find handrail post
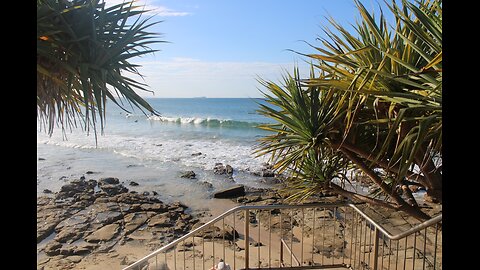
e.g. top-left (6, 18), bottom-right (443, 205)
top-left (372, 227), bottom-right (380, 270)
top-left (244, 209), bottom-right (250, 270)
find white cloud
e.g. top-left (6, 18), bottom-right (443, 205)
top-left (154, 6), bottom-right (190, 17)
top-left (124, 58), bottom-right (311, 98)
top-left (103, 0), bottom-right (190, 17)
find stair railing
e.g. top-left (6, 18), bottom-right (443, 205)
top-left (123, 203), bottom-right (442, 270)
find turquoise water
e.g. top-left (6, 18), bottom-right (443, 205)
top-left (37, 98), bottom-right (276, 208)
top-left (105, 98), bottom-right (273, 142)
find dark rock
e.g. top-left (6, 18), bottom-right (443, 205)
top-left (152, 191), bottom-right (158, 196)
top-left (87, 179), bottom-right (98, 187)
top-left (98, 177), bottom-right (120, 186)
top-left (213, 163), bottom-right (226, 175)
top-left (261, 169), bottom-right (275, 177)
top-left (56, 179), bottom-right (94, 199)
top-left (127, 164), bottom-right (138, 168)
top-left (85, 171), bottom-right (95, 174)
top-left (248, 211), bottom-right (257, 224)
top-left (180, 171), bottom-right (196, 179)
top-left (191, 152), bottom-right (202, 156)
top-left (250, 240), bottom-right (264, 247)
top-left (213, 185), bottom-right (245, 198)
top-left (142, 191), bottom-right (150, 196)
top-left (213, 163), bottom-right (234, 175)
top-left (71, 178), bottom-right (94, 187)
top-left (39, 158), bottom-right (46, 161)
top-left (74, 193), bottom-right (95, 202)
top-left (225, 165), bottom-right (234, 175)
top-left (129, 181), bottom-right (139, 186)
top-left (99, 184), bottom-right (128, 196)
top-left (43, 189), bottom-right (53, 194)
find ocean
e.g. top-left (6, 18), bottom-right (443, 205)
top-left (37, 98), bottom-right (277, 210)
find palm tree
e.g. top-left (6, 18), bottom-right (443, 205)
top-left (37, 0), bottom-right (164, 139)
top-left (256, 0), bottom-right (441, 220)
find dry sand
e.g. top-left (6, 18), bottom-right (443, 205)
top-left (38, 191), bottom-right (442, 270)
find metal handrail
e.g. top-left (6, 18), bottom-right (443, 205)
top-left (123, 204), bottom-right (347, 269)
top-left (123, 203), bottom-right (442, 270)
top-left (347, 203), bottom-right (442, 240)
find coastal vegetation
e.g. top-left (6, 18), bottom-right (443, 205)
top-left (37, 0), bottom-right (162, 138)
top-left (256, 0), bottom-right (442, 220)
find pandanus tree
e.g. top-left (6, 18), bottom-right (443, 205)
top-left (256, 0), bottom-right (441, 220)
top-left (37, 0), bottom-right (163, 138)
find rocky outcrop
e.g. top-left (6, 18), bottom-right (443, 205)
top-left (213, 185), bottom-right (245, 198)
top-left (37, 177), bottom-right (200, 268)
top-left (85, 223), bottom-right (120, 243)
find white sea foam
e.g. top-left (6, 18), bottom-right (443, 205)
top-left (146, 115), bottom-right (260, 128)
top-left (37, 128), bottom-right (269, 174)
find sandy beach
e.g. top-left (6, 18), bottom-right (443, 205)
top-left (37, 173), bottom-right (441, 270)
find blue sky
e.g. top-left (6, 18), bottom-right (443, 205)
top-left (109, 0), bottom-right (395, 98)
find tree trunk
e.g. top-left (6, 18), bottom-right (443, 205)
top-left (338, 141), bottom-right (428, 185)
top-left (338, 147), bottom-right (430, 221)
top-left (327, 183), bottom-right (431, 220)
top-left (414, 147), bottom-right (442, 203)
